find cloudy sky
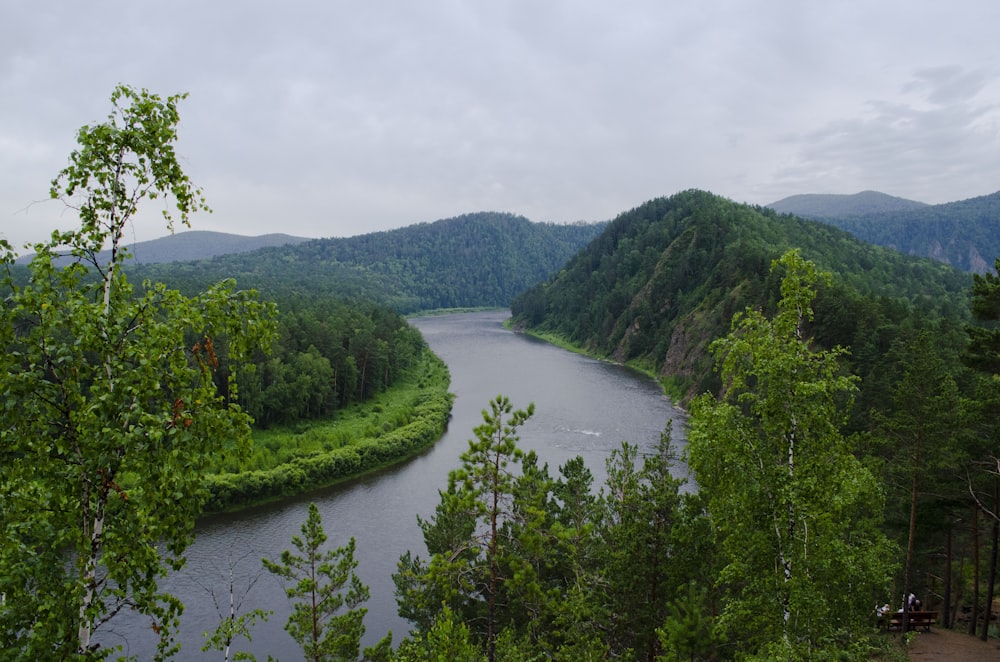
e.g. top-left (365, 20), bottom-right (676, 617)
top-left (3, 1), bottom-right (999, 249)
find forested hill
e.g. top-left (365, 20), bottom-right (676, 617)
top-left (769, 190), bottom-right (1000, 273)
top-left (134, 212), bottom-right (606, 313)
top-left (511, 189), bottom-right (972, 402)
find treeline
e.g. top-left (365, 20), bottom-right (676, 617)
top-left (132, 212), bottom-right (606, 313)
top-left (233, 296), bottom-right (430, 428)
top-left (191, 290), bottom-right (455, 511)
top-left (203, 352), bottom-right (452, 512)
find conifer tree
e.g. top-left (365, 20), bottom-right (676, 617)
top-left (393, 395), bottom-right (534, 662)
top-left (263, 503), bottom-right (390, 662)
top-left (601, 430), bottom-right (685, 661)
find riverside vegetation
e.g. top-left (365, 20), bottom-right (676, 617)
top-left (4, 85), bottom-right (1000, 660)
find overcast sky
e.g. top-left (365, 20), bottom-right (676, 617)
top-left (3, 1), bottom-right (999, 249)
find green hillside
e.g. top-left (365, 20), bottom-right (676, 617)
top-left (134, 212), bottom-right (606, 313)
top-left (771, 190), bottom-right (1000, 273)
top-left (511, 189), bottom-right (972, 402)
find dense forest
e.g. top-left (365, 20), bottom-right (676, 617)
top-left (132, 212), bottom-right (606, 313)
top-left (511, 189), bottom-right (971, 402)
top-left (770, 189), bottom-right (1000, 273)
top-left (232, 295), bottom-right (430, 428)
top-left (502, 189), bottom-right (1000, 658)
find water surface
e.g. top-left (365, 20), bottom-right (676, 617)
top-left (110, 310), bottom-right (685, 659)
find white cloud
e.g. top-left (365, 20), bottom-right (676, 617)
top-left (3, 0), bottom-right (1000, 249)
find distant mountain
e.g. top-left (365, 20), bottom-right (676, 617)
top-left (134, 212), bottom-right (608, 313)
top-left (16, 230), bottom-right (311, 265)
top-left (511, 190), bottom-right (971, 402)
top-left (767, 190), bottom-right (928, 218)
top-left (768, 191), bottom-right (1000, 273)
top-left (125, 231), bottom-right (312, 263)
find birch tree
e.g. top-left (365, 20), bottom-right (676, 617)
top-left (0, 85), bottom-right (275, 660)
top-left (686, 250), bottom-right (892, 659)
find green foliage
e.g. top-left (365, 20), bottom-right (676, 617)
top-left (391, 607), bottom-right (481, 662)
top-left (0, 84), bottom-right (275, 660)
top-left (200, 550), bottom-right (272, 662)
top-left (966, 257), bottom-right (1000, 374)
top-left (438, 396), bottom-right (534, 662)
top-left (875, 330), bottom-right (964, 619)
top-left (600, 431), bottom-right (687, 660)
top-left (235, 297), bottom-right (429, 428)
top-left (263, 503), bottom-right (390, 662)
top-left (201, 605), bottom-right (270, 662)
top-left (656, 581), bottom-right (721, 662)
top-left (395, 399), bottom-right (699, 661)
top-left (50, 84), bottom-right (209, 245)
top-left (202, 354), bottom-right (452, 512)
top-left (686, 251), bottom-right (894, 657)
top-left (398, 396), bottom-right (634, 662)
top-left (133, 212), bottom-right (606, 314)
top-left (511, 189), bottom-right (971, 403)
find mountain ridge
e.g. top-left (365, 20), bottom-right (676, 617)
top-left (16, 230), bottom-right (312, 265)
top-left (769, 190), bottom-right (1000, 273)
top-left (133, 211), bottom-right (608, 313)
top-left (767, 190), bottom-right (928, 217)
top-left (511, 189), bottom-right (972, 403)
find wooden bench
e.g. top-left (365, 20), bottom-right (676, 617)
top-left (883, 610), bottom-right (938, 632)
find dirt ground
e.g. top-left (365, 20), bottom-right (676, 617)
top-left (905, 627), bottom-right (1000, 661)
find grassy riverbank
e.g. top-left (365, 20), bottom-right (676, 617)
top-left (202, 349), bottom-right (452, 513)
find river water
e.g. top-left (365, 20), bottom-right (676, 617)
top-left (110, 310), bottom-right (686, 659)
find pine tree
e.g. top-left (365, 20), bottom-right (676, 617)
top-left (263, 503), bottom-right (390, 662)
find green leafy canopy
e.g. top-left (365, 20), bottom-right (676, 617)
top-left (0, 84), bottom-right (275, 661)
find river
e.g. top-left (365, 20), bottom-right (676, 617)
top-left (111, 310), bottom-right (686, 659)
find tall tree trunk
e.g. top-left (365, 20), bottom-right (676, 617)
top-left (486, 448), bottom-right (501, 662)
top-left (78, 226), bottom-right (123, 654)
top-left (970, 506), bottom-right (980, 636)
top-left (902, 456), bottom-right (920, 632)
top-left (944, 525), bottom-right (953, 628)
top-left (982, 481), bottom-right (999, 641)
top-left (779, 424), bottom-right (797, 644)
top-left (358, 353), bottom-right (368, 400)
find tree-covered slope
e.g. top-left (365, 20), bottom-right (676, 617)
top-left (511, 190), bottom-right (972, 401)
top-left (770, 190), bottom-right (1000, 273)
top-left (135, 212), bottom-right (606, 313)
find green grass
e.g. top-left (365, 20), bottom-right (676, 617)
top-left (201, 350), bottom-right (452, 512)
